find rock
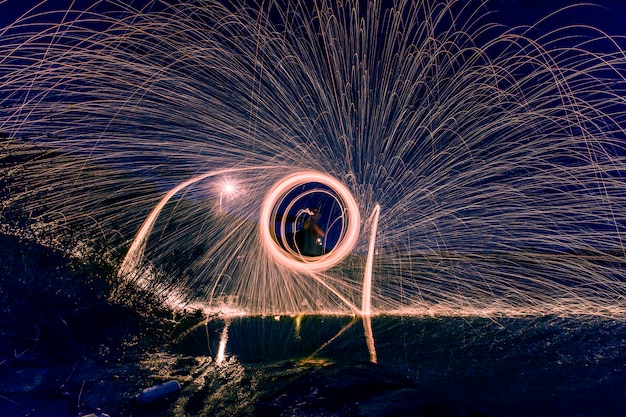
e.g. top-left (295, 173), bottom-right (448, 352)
top-left (137, 380), bottom-right (181, 405)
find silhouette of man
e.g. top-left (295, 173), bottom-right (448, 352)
top-left (302, 208), bottom-right (325, 256)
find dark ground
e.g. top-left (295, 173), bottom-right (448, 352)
top-left (0, 233), bottom-right (478, 417)
top-left (0, 232), bottom-right (171, 416)
top-left (2, 233), bottom-right (625, 417)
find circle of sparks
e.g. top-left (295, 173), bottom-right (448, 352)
top-left (259, 171), bottom-right (360, 273)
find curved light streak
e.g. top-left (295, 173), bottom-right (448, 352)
top-left (119, 166), bottom-right (284, 278)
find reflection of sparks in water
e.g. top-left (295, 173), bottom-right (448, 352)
top-left (362, 316), bottom-right (377, 363)
top-left (227, 315), bottom-right (378, 364)
top-left (216, 320), bottom-right (230, 365)
top-left (2, 1), bottom-right (626, 316)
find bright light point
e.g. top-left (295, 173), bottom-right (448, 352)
top-left (218, 179), bottom-right (237, 212)
top-left (274, 315), bottom-right (281, 321)
top-left (223, 183), bottom-right (234, 194)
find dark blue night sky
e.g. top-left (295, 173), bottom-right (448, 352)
top-left (2, 1), bottom-right (626, 34)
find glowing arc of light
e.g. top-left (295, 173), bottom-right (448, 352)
top-left (118, 166), bottom-right (283, 278)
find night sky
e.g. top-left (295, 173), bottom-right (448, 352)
top-left (1, 0), bottom-right (626, 34)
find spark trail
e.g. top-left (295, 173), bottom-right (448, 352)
top-left (1, 0), bottom-right (626, 316)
